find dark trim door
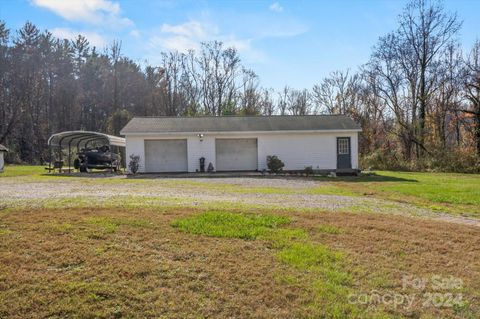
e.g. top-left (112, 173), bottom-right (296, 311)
top-left (336, 137), bottom-right (351, 169)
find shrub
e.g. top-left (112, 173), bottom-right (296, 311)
top-left (360, 149), bottom-right (407, 171)
top-left (361, 148), bottom-right (480, 173)
top-left (207, 162), bottom-right (214, 172)
top-left (267, 155), bottom-right (285, 173)
top-left (304, 166), bottom-right (314, 176)
top-left (128, 154), bottom-right (140, 174)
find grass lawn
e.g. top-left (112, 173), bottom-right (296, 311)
top-left (317, 170), bottom-right (480, 217)
top-left (0, 166), bottom-right (479, 318)
top-left (0, 165), bottom-right (45, 177)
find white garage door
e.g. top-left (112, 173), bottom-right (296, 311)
top-left (216, 138), bottom-right (258, 171)
top-left (145, 139), bottom-right (187, 172)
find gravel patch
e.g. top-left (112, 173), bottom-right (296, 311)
top-left (182, 177), bottom-right (319, 189)
top-left (1, 176), bottom-right (478, 227)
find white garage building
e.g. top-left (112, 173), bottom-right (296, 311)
top-left (120, 115), bottom-right (361, 173)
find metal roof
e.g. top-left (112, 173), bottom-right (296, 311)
top-left (120, 115), bottom-right (361, 134)
top-left (0, 144), bottom-right (8, 152)
top-left (47, 131), bottom-right (126, 148)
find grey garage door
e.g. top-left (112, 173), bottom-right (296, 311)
top-left (216, 138), bottom-right (258, 171)
top-left (144, 139), bottom-right (187, 172)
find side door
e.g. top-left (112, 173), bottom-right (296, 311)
top-left (336, 137), bottom-right (351, 169)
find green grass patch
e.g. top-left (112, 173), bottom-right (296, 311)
top-left (1, 165), bottom-right (45, 177)
top-left (0, 228), bottom-right (12, 235)
top-left (172, 211), bottom-right (290, 240)
top-left (278, 242), bottom-right (344, 270)
top-left (259, 228), bottom-right (308, 248)
top-left (305, 185), bottom-right (358, 196)
top-left (371, 171), bottom-right (480, 205)
top-left (278, 243), bottom-right (384, 318)
top-left (172, 210), bottom-right (374, 318)
top-left (317, 170), bottom-right (480, 216)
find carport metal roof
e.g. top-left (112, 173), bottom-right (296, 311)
top-left (47, 131), bottom-right (126, 148)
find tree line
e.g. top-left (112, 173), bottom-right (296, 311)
top-left (0, 0), bottom-right (479, 171)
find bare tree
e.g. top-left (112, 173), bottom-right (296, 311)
top-left (160, 51), bottom-right (187, 115)
top-left (462, 40), bottom-right (480, 154)
top-left (195, 41), bottom-right (241, 115)
top-left (0, 21), bottom-right (15, 145)
top-left (431, 43), bottom-right (463, 149)
top-left (397, 0), bottom-right (461, 156)
top-left (277, 86), bottom-right (290, 115)
top-left (239, 69), bottom-right (261, 115)
top-left (287, 89), bottom-right (311, 115)
top-left (109, 40), bottom-right (122, 111)
top-left (259, 88), bottom-right (275, 115)
top-left (368, 32), bottom-right (417, 160)
top-left (312, 70), bottom-right (350, 114)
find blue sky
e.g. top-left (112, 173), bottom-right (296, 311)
top-left (1, 0), bottom-right (479, 90)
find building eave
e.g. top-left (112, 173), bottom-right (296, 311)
top-left (120, 129), bottom-right (362, 136)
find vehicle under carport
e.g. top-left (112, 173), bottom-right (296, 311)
top-left (47, 131), bottom-right (126, 173)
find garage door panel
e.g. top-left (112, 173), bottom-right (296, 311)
top-left (216, 138), bottom-right (257, 171)
top-left (145, 139), bottom-right (187, 172)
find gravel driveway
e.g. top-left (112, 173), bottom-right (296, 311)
top-left (1, 175), bottom-right (478, 227)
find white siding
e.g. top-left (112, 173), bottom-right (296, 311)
top-left (257, 132), bottom-right (358, 170)
top-left (258, 133), bottom-right (334, 170)
top-left (187, 135), bottom-right (216, 172)
top-left (125, 135), bottom-right (146, 172)
top-left (351, 133), bottom-right (359, 169)
top-left (0, 152), bottom-right (4, 172)
top-left (125, 131), bottom-right (359, 173)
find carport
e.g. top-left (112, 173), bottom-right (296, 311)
top-left (47, 131), bottom-right (126, 172)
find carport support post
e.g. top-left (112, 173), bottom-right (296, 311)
top-left (48, 141), bottom-right (52, 173)
top-left (68, 141), bottom-right (71, 173)
top-left (58, 145), bottom-right (62, 173)
top-left (109, 142), bottom-right (113, 173)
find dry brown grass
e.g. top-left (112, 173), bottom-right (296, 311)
top-left (293, 211), bottom-right (480, 318)
top-left (0, 208), bottom-right (304, 318)
top-left (0, 207), bottom-right (479, 318)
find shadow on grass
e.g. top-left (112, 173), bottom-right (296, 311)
top-left (315, 173), bottom-right (418, 183)
top-left (41, 171), bottom-right (418, 183)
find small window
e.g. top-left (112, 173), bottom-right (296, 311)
top-left (338, 138), bottom-right (349, 155)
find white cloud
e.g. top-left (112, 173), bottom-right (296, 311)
top-left (150, 34), bottom-right (198, 53)
top-left (50, 27), bottom-right (107, 47)
top-left (32, 0), bottom-right (132, 28)
top-left (146, 19), bottom-right (264, 64)
top-left (269, 2), bottom-right (283, 13)
top-left (152, 20), bottom-right (218, 52)
top-left (161, 20), bottom-right (215, 39)
top-left (129, 29), bottom-right (140, 37)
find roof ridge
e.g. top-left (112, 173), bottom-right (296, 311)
top-left (131, 114), bottom-right (349, 119)
top-left (120, 115), bottom-right (361, 134)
